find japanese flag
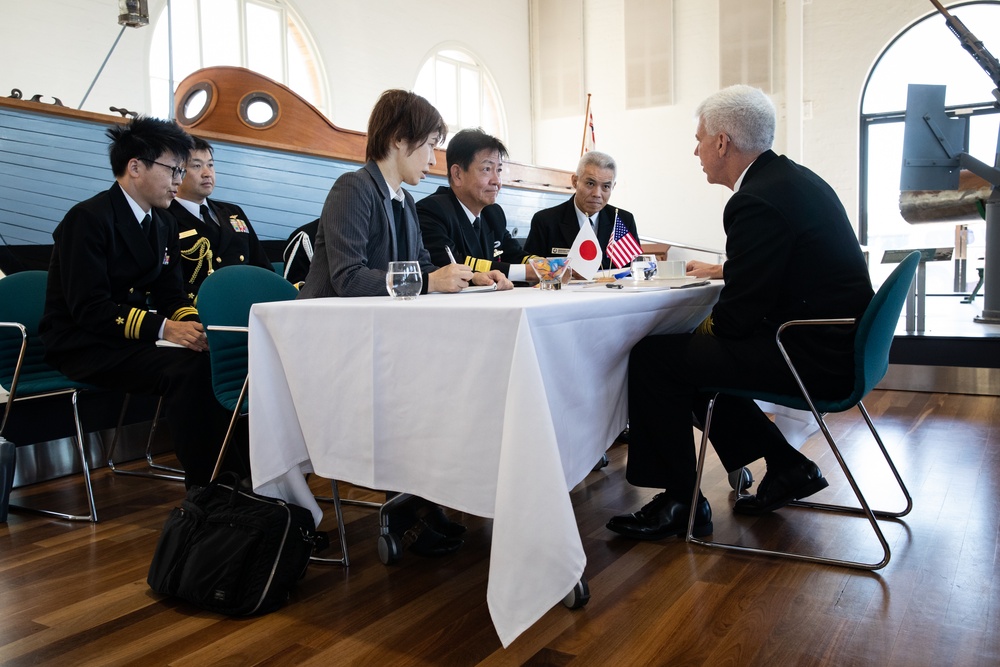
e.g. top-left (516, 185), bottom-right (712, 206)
top-left (567, 220), bottom-right (602, 280)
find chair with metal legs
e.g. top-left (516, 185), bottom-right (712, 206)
top-left (686, 251), bottom-right (919, 571)
top-left (196, 265), bottom-right (356, 566)
top-left (0, 271), bottom-right (101, 522)
top-left (104, 395), bottom-right (184, 481)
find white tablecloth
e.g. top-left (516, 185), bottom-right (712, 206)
top-left (248, 282), bottom-right (722, 646)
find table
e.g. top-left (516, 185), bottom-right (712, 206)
top-left (248, 282), bottom-right (722, 647)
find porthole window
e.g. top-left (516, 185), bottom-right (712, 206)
top-left (177, 83), bottom-right (214, 126)
top-left (239, 92), bottom-right (280, 129)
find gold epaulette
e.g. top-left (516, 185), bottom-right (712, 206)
top-left (170, 306), bottom-right (199, 321)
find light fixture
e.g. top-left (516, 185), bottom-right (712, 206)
top-left (118, 0), bottom-right (149, 28)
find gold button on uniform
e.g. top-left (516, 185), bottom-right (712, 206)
top-left (239, 255), bottom-right (245, 261)
top-left (216, 257), bottom-right (222, 263)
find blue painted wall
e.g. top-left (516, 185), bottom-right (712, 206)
top-left (1, 106), bottom-right (565, 252)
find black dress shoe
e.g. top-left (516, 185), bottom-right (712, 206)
top-left (425, 503), bottom-right (466, 538)
top-left (733, 460), bottom-right (829, 515)
top-left (408, 525), bottom-right (463, 557)
top-left (606, 493), bottom-right (713, 540)
top-left (386, 498), bottom-right (464, 557)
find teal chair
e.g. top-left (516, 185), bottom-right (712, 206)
top-left (687, 251), bottom-right (919, 570)
top-left (0, 271), bottom-right (100, 521)
top-left (196, 265), bottom-right (354, 566)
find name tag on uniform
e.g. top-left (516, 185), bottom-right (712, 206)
top-left (551, 247), bottom-right (570, 255)
top-left (179, 229), bottom-right (198, 239)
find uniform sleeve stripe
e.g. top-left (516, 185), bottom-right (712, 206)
top-left (125, 308), bottom-right (145, 339)
top-left (471, 258), bottom-right (492, 273)
top-left (172, 307), bottom-right (199, 320)
top-left (170, 306), bottom-right (199, 321)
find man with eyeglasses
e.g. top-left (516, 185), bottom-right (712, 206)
top-left (40, 116), bottom-right (247, 488)
top-left (168, 136), bottom-right (272, 299)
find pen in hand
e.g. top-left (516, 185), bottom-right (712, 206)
top-left (444, 246), bottom-right (458, 264)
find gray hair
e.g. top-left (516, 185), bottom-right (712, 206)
top-left (576, 150), bottom-right (617, 181)
top-left (695, 85), bottom-right (775, 155)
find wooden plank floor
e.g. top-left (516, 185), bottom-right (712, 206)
top-left (1, 389), bottom-right (999, 666)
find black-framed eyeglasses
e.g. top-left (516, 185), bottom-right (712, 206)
top-left (141, 159), bottom-right (187, 180)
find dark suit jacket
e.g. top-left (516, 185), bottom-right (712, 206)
top-left (297, 161), bottom-right (436, 298)
top-left (710, 150), bottom-right (874, 377)
top-left (416, 186), bottom-right (533, 275)
top-left (167, 198), bottom-right (272, 298)
top-left (523, 196), bottom-right (638, 270)
top-left (40, 182), bottom-right (198, 377)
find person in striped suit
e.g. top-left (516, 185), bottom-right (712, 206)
top-left (297, 90), bottom-right (509, 299)
top-left (297, 91), bottom-right (511, 556)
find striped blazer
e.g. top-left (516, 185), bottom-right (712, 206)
top-left (298, 161), bottom-right (437, 298)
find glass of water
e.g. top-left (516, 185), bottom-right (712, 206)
top-left (386, 261), bottom-right (422, 300)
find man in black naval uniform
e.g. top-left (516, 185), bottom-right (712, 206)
top-left (417, 128), bottom-right (536, 283)
top-left (168, 136), bottom-right (272, 299)
top-left (40, 117), bottom-right (247, 487)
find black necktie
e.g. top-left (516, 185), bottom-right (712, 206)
top-left (471, 217), bottom-right (485, 256)
top-left (391, 198), bottom-right (407, 260)
top-left (200, 204), bottom-right (215, 225)
top-left (140, 213), bottom-right (151, 236)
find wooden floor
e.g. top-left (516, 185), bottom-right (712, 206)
top-left (1, 389), bottom-right (999, 666)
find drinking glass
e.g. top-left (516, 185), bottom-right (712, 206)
top-left (630, 254), bottom-right (658, 281)
top-left (386, 261), bottom-right (422, 300)
top-left (528, 257), bottom-right (571, 290)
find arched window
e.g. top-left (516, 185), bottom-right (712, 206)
top-left (148, 0), bottom-right (327, 119)
top-left (414, 49), bottom-right (507, 145)
top-left (859, 1), bottom-right (1000, 291)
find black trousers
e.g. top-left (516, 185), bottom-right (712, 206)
top-left (625, 331), bottom-right (853, 500)
top-left (52, 344), bottom-right (246, 487)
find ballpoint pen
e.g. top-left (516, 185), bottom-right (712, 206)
top-left (444, 246), bottom-right (458, 264)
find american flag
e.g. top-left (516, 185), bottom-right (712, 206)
top-left (606, 210), bottom-right (642, 268)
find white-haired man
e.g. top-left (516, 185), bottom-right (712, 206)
top-left (607, 85), bottom-right (874, 541)
top-left (523, 151), bottom-right (638, 269)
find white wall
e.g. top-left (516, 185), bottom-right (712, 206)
top-left (0, 0), bottom-right (949, 252)
top-left (0, 0), bottom-right (533, 160)
top-left (532, 0), bottom-right (941, 252)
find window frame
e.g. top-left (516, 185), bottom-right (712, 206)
top-left (148, 0), bottom-right (328, 120)
top-left (858, 0), bottom-right (1000, 245)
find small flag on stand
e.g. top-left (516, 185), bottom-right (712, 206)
top-left (567, 218), bottom-right (602, 279)
top-left (606, 209), bottom-right (642, 269)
